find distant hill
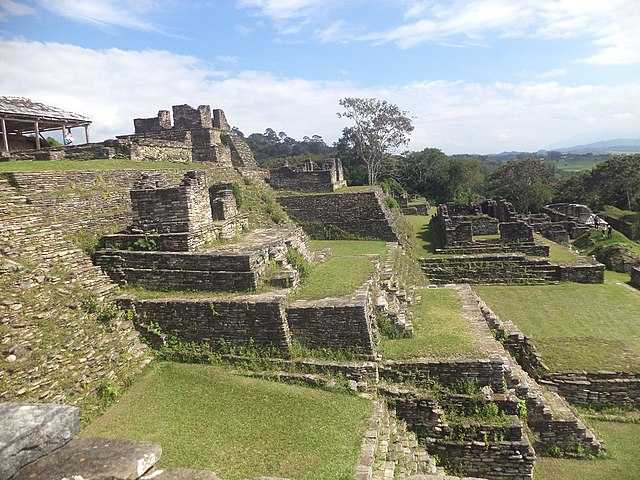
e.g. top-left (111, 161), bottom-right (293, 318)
top-left (557, 138), bottom-right (640, 154)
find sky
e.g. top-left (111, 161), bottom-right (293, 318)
top-left (1, 0), bottom-right (639, 154)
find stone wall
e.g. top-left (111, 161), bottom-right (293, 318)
top-left (129, 141), bottom-right (191, 163)
top-left (379, 359), bottom-right (507, 392)
top-left (499, 222), bottom-right (534, 243)
top-left (286, 285), bottom-right (378, 358)
top-left (632, 267), bottom-right (640, 289)
top-left (422, 254), bottom-right (561, 285)
top-left (544, 372), bottom-right (640, 408)
top-left (0, 173), bottom-right (151, 406)
top-left (277, 189), bottom-right (399, 241)
top-left (426, 438), bottom-right (534, 480)
top-left (558, 263), bottom-right (605, 283)
top-left (120, 295), bottom-right (292, 354)
top-left (602, 214), bottom-right (639, 241)
top-left (130, 171), bottom-right (213, 234)
top-left (269, 159), bottom-right (346, 193)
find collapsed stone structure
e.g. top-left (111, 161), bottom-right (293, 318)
top-left (632, 266), bottom-right (640, 289)
top-left (425, 202), bottom-right (605, 285)
top-left (268, 158), bottom-right (346, 192)
top-left (6, 103), bottom-right (257, 169)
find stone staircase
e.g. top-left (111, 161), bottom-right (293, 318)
top-left (421, 254), bottom-right (561, 285)
top-left (355, 401), bottom-right (437, 480)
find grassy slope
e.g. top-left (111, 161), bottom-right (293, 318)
top-left (474, 283), bottom-right (640, 372)
top-left (0, 159), bottom-right (197, 172)
top-left (535, 419), bottom-right (640, 480)
top-left (380, 287), bottom-right (481, 360)
top-left (290, 240), bottom-right (387, 301)
top-left (405, 211), bottom-right (439, 257)
top-left (83, 362), bottom-right (370, 480)
top-left (533, 234), bottom-right (580, 264)
top-left (601, 205), bottom-right (640, 223)
top-left (575, 229), bottom-right (640, 257)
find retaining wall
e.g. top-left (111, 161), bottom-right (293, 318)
top-left (379, 359), bottom-right (507, 392)
top-left (277, 189), bottom-right (399, 241)
top-left (119, 295), bottom-right (292, 353)
top-left (544, 372), bottom-right (640, 408)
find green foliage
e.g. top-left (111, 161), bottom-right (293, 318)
top-left (395, 148), bottom-right (487, 204)
top-left (285, 248), bottom-right (312, 280)
top-left (384, 195), bottom-right (400, 209)
top-left (130, 237), bottom-right (157, 251)
top-left (487, 158), bottom-right (554, 212)
top-left (46, 137), bottom-right (62, 147)
top-left (69, 230), bottom-right (102, 256)
top-left (289, 341), bottom-right (362, 362)
top-left (338, 97), bottom-right (414, 185)
top-left (96, 381), bottom-right (120, 405)
top-left (233, 178), bottom-right (289, 225)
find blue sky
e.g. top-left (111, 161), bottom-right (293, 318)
top-left (1, 0), bottom-right (640, 153)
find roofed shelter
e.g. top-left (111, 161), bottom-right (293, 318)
top-left (0, 96), bottom-right (91, 154)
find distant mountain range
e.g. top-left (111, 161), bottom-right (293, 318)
top-left (554, 138), bottom-right (640, 154)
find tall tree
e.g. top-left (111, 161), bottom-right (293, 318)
top-left (487, 158), bottom-right (554, 212)
top-left (338, 97), bottom-right (414, 185)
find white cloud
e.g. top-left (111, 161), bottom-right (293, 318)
top-left (0, 0), bottom-right (34, 20)
top-left (34, 0), bottom-right (159, 31)
top-left (238, 0), bottom-right (640, 65)
top-left (238, 0), bottom-right (328, 21)
top-left (1, 39), bottom-right (639, 154)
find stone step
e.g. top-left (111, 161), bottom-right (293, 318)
top-left (13, 437), bottom-right (161, 480)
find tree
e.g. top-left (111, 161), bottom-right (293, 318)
top-left (338, 97), bottom-right (414, 185)
top-left (487, 158), bottom-right (554, 212)
top-left (587, 155), bottom-right (640, 211)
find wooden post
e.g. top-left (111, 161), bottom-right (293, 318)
top-left (61, 124), bottom-right (67, 146)
top-left (1, 118), bottom-right (8, 153)
top-left (84, 125), bottom-right (89, 144)
top-left (35, 120), bottom-right (41, 150)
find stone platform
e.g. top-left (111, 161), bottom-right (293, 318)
top-left (95, 225), bottom-right (308, 292)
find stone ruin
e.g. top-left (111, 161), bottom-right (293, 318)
top-left (8, 103), bottom-right (257, 169)
top-left (268, 158), bottom-right (346, 192)
top-left (426, 201), bottom-right (605, 285)
top-left (117, 104), bottom-right (256, 168)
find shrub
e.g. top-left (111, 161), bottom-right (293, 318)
top-left (286, 248), bottom-right (312, 280)
top-left (131, 237), bottom-right (157, 251)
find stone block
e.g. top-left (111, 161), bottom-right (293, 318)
top-left (0, 402), bottom-right (79, 480)
top-left (14, 437), bottom-right (161, 480)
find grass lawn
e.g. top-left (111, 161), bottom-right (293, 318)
top-left (82, 362), bottom-right (370, 480)
top-left (535, 419), bottom-right (640, 480)
top-left (405, 211), bottom-right (439, 257)
top-left (533, 234), bottom-right (580, 264)
top-left (474, 283), bottom-right (640, 372)
top-left (289, 240), bottom-right (388, 301)
top-left (0, 159), bottom-right (197, 172)
top-left (380, 287), bottom-right (482, 360)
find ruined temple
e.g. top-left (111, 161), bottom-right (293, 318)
top-left (117, 104), bottom-right (257, 168)
top-left (268, 158), bottom-right (346, 192)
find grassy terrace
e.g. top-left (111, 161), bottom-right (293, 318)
top-left (533, 234), bottom-right (581, 264)
top-left (0, 159), bottom-right (196, 172)
top-left (290, 240), bottom-right (388, 301)
top-left (536, 419), bottom-right (640, 480)
top-left (405, 212), bottom-right (438, 257)
top-left (380, 287), bottom-right (482, 360)
top-left (474, 282), bottom-right (640, 372)
top-left (83, 362), bottom-right (370, 480)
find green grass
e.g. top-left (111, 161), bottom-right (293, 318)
top-left (601, 205), bottom-right (640, 223)
top-left (533, 234), bottom-right (581, 265)
top-left (574, 228), bottom-right (640, 257)
top-left (290, 240), bottom-right (387, 301)
top-left (0, 159), bottom-right (197, 172)
top-left (405, 211), bottom-right (439, 257)
top-left (380, 287), bottom-right (481, 360)
top-left (82, 362), bottom-right (370, 480)
top-left (474, 283), bottom-right (640, 372)
top-left (605, 270), bottom-right (632, 284)
top-left (535, 419), bottom-right (640, 480)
